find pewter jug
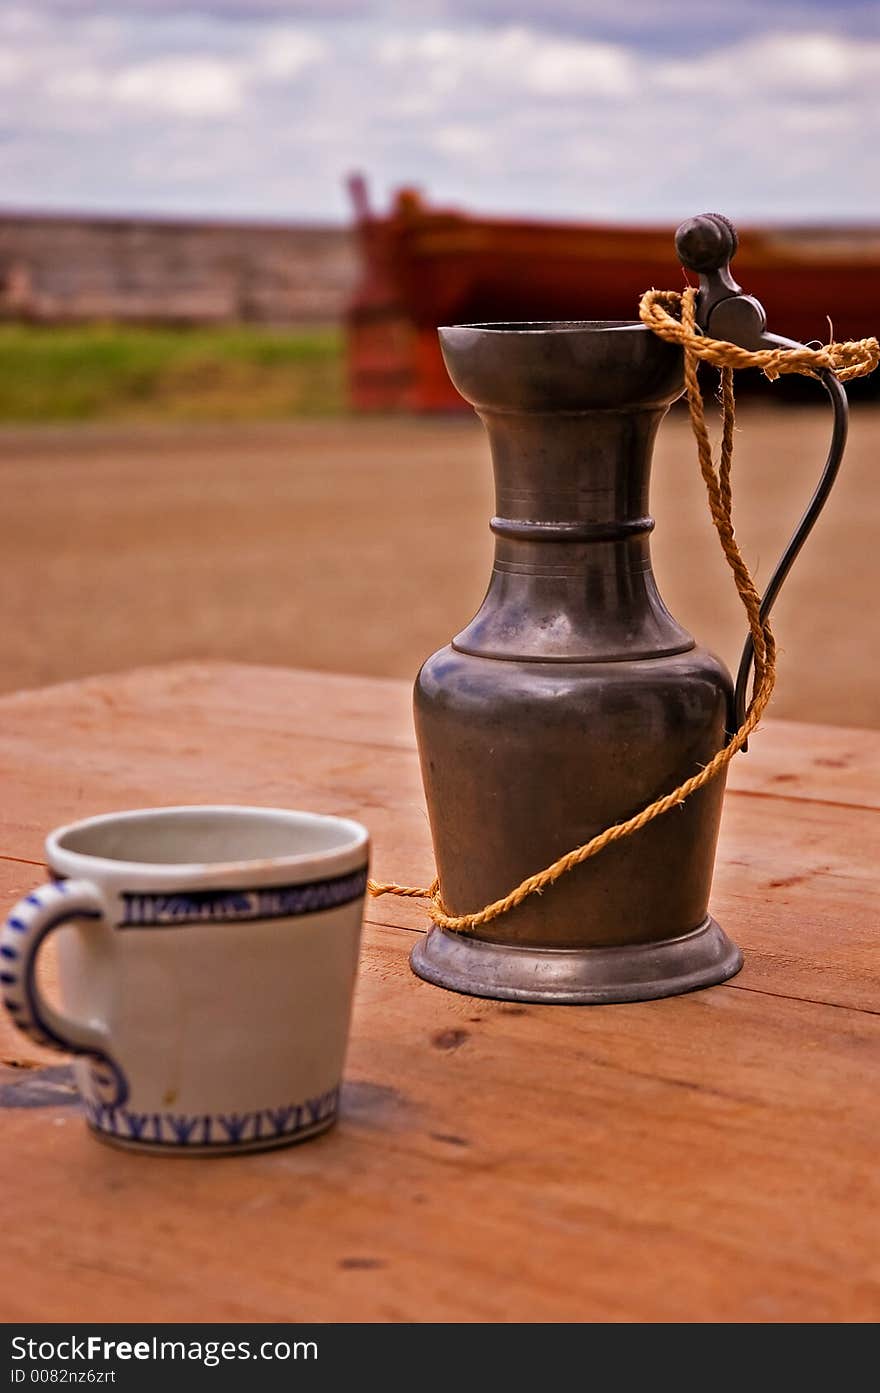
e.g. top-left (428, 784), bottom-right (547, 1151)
top-left (411, 214), bottom-right (850, 1003)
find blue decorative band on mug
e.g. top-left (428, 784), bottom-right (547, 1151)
top-left (119, 866), bottom-right (368, 929)
top-left (82, 1085), bottom-right (339, 1148)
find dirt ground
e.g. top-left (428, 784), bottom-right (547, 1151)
top-left (1, 406), bottom-right (878, 728)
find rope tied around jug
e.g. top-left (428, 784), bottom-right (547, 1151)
top-left (368, 288), bottom-right (879, 933)
top-left (640, 288), bottom-right (880, 382)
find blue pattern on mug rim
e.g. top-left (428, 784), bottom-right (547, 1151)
top-left (118, 866), bottom-right (368, 929)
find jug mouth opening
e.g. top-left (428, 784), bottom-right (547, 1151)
top-left (440, 319), bottom-right (644, 333)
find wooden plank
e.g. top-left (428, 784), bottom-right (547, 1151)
top-left (3, 661), bottom-right (877, 806)
top-left (0, 664), bottom-right (876, 1011)
top-left (0, 661), bottom-right (877, 1321)
top-left (3, 792), bottom-right (875, 1018)
top-left (0, 859), bottom-right (62, 1067)
top-left (0, 660), bottom-right (417, 754)
top-left (729, 718), bottom-right (880, 811)
top-left (0, 920), bottom-right (877, 1322)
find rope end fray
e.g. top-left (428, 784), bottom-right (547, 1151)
top-left (367, 877), bottom-right (435, 901)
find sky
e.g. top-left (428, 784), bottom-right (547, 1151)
top-left (1, 1), bottom-right (878, 225)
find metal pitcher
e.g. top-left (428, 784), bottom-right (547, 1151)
top-left (410, 213), bottom-right (849, 1004)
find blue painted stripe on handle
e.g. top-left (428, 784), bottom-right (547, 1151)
top-left (0, 945), bottom-right (18, 960)
top-left (7, 917), bottom-right (27, 933)
top-left (15, 904), bottom-right (127, 1106)
top-left (0, 972), bottom-right (17, 984)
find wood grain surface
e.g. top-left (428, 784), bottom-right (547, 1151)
top-left (0, 662), bottom-right (877, 1322)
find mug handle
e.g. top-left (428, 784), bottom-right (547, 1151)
top-left (0, 880), bottom-right (129, 1107)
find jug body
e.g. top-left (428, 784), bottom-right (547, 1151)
top-left (411, 320), bottom-right (742, 1003)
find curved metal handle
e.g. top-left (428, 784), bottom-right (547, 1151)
top-left (675, 213), bottom-right (851, 746)
top-left (733, 369), bottom-right (847, 731)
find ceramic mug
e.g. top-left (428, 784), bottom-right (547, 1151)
top-left (0, 805), bottom-right (369, 1155)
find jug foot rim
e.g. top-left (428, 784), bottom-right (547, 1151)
top-left (409, 916), bottom-right (742, 1005)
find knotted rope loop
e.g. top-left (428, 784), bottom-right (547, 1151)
top-left (640, 288), bottom-right (879, 382)
top-left (368, 288), bottom-right (877, 933)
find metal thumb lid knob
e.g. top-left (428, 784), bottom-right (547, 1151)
top-left (675, 213), bottom-right (739, 272)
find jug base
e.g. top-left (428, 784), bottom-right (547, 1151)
top-left (410, 916), bottom-right (742, 1005)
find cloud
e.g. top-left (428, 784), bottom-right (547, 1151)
top-left (110, 56), bottom-right (245, 114)
top-left (30, 0), bottom-right (880, 45)
top-left (377, 28), bottom-right (637, 99)
top-left (254, 27), bottom-right (326, 79)
top-left (35, 1), bottom-right (362, 16)
top-left (658, 31), bottom-right (877, 95)
top-left (444, 0), bottom-right (880, 49)
top-left (0, 6), bottom-right (876, 223)
top-left (0, 9), bottom-right (326, 122)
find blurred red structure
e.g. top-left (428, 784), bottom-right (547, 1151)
top-left (346, 176), bottom-right (880, 411)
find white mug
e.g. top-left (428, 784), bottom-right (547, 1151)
top-left (0, 805), bottom-right (369, 1155)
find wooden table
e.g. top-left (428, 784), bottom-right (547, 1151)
top-left (1, 662), bottom-right (877, 1322)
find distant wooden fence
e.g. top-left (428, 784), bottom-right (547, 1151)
top-left (0, 212), bottom-right (357, 325)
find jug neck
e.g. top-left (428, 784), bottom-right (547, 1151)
top-left (453, 406), bottom-right (694, 664)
